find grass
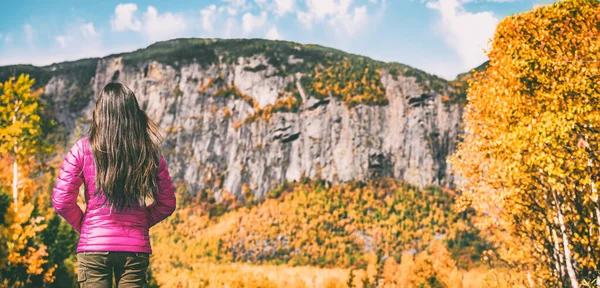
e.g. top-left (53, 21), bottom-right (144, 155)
top-left (150, 261), bottom-right (349, 288)
top-left (147, 253), bottom-right (527, 288)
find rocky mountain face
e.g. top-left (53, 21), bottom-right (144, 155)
top-left (0, 38), bottom-right (467, 200)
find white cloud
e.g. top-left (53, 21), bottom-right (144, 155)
top-left (22, 22), bottom-right (101, 52)
top-left (274, 0), bottom-right (295, 16)
top-left (464, 0), bottom-right (518, 2)
top-left (304, 0), bottom-right (341, 20)
top-left (427, 0), bottom-right (497, 70)
top-left (80, 23), bottom-right (99, 38)
top-left (54, 22), bottom-right (99, 49)
top-left (142, 6), bottom-right (187, 42)
top-left (223, 0), bottom-right (248, 7)
top-left (265, 26), bottom-right (282, 40)
top-left (417, 57), bottom-right (464, 80)
top-left (111, 3), bottom-right (142, 32)
top-left (55, 36), bottom-right (68, 48)
top-left (242, 11), bottom-right (268, 34)
top-left (5, 19), bottom-right (107, 66)
top-left (297, 11), bottom-right (314, 28)
top-left (254, 0), bottom-right (268, 7)
top-left (24, 24), bottom-right (34, 46)
top-left (218, 6), bottom-right (239, 16)
top-left (111, 4), bottom-right (187, 42)
top-left (329, 5), bottom-right (368, 36)
top-left (223, 17), bottom-right (239, 38)
top-left (201, 5), bottom-right (218, 32)
top-left (4, 34), bottom-right (13, 45)
top-left (296, 0), bottom-right (373, 36)
top-left (221, 0), bottom-right (251, 16)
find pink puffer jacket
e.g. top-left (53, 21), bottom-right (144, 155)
top-left (52, 136), bottom-right (176, 254)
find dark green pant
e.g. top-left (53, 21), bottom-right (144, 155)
top-left (77, 251), bottom-right (150, 288)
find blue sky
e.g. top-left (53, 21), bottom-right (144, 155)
top-left (0, 0), bottom-right (557, 80)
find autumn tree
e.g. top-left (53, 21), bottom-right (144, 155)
top-left (451, 0), bottom-right (600, 286)
top-left (0, 74), bottom-right (48, 211)
top-left (0, 74), bottom-right (55, 286)
top-left (0, 155), bottom-right (54, 287)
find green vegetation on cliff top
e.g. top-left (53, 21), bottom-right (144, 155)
top-left (0, 38), bottom-right (480, 107)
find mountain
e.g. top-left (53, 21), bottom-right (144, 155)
top-left (0, 38), bottom-right (473, 199)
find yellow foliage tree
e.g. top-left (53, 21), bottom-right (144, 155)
top-left (0, 157), bottom-right (54, 287)
top-left (451, 0), bottom-right (600, 286)
top-left (0, 75), bottom-right (48, 211)
top-left (0, 74), bottom-right (55, 287)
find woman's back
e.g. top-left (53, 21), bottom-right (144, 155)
top-left (51, 82), bottom-right (176, 287)
top-left (53, 136), bottom-right (176, 254)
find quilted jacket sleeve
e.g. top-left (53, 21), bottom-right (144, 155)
top-left (146, 156), bottom-right (176, 228)
top-left (52, 140), bottom-right (85, 233)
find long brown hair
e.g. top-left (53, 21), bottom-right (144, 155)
top-left (89, 82), bottom-right (162, 210)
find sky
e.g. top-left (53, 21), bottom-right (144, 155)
top-left (0, 0), bottom-right (557, 80)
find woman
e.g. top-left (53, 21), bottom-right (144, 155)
top-left (52, 82), bottom-right (177, 287)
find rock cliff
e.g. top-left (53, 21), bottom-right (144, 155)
top-left (0, 38), bottom-right (468, 199)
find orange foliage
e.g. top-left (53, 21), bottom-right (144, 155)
top-left (451, 0), bottom-right (600, 286)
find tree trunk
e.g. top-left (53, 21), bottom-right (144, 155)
top-left (553, 190), bottom-right (579, 288)
top-left (12, 159), bottom-right (17, 212)
top-left (588, 160), bottom-right (599, 287)
top-left (596, 207), bottom-right (600, 240)
top-left (12, 113), bottom-right (18, 212)
top-left (592, 182), bottom-right (600, 242)
top-left (527, 271), bottom-right (534, 288)
top-left (551, 227), bottom-right (565, 281)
